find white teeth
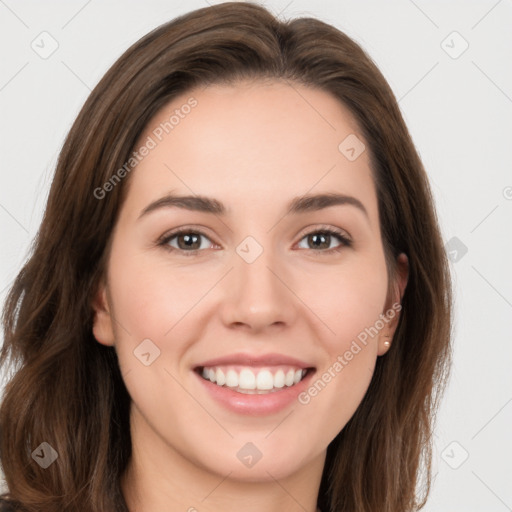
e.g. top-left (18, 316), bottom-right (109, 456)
top-left (273, 369), bottom-right (285, 388)
top-left (239, 369), bottom-right (256, 390)
top-left (216, 368), bottom-right (226, 386)
top-left (199, 365), bottom-right (309, 393)
top-left (256, 370), bottom-right (274, 390)
top-left (225, 369), bottom-right (238, 388)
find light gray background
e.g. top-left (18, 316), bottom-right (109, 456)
top-left (1, 1), bottom-right (511, 510)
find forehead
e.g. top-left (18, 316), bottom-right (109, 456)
top-left (122, 80), bottom-right (378, 224)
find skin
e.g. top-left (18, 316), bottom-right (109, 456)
top-left (92, 80), bottom-right (408, 512)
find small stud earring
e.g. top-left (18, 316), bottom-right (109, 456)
top-left (384, 335), bottom-right (391, 347)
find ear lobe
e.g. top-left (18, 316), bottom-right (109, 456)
top-left (91, 280), bottom-right (115, 347)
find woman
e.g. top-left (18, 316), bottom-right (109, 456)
top-left (0, 2), bottom-right (452, 511)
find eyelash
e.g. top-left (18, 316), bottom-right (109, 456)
top-left (157, 225), bottom-right (352, 257)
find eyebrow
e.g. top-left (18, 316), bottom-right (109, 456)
top-left (138, 192), bottom-right (369, 220)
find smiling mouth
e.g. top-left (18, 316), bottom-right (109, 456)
top-left (194, 365), bottom-right (315, 394)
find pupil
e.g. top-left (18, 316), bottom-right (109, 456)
top-left (310, 233), bottom-right (329, 249)
top-left (179, 233), bottom-right (199, 250)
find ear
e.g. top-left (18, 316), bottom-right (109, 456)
top-left (378, 252), bottom-right (409, 355)
top-left (91, 278), bottom-right (115, 347)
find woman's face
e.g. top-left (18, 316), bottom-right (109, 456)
top-left (93, 80), bottom-right (407, 482)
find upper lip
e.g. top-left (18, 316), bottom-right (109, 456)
top-left (194, 352), bottom-right (315, 369)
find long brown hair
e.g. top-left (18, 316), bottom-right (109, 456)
top-left (0, 3), bottom-right (452, 511)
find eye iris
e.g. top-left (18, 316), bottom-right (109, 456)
top-left (309, 232), bottom-right (330, 249)
top-left (178, 233), bottom-right (201, 250)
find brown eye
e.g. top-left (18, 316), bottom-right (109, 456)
top-left (175, 232), bottom-right (202, 250)
top-left (297, 229), bottom-right (351, 253)
top-left (306, 232), bottom-right (332, 250)
top-left (160, 230), bottom-right (213, 254)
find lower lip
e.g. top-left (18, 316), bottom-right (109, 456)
top-left (193, 369), bottom-right (315, 416)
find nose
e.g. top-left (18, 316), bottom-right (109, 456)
top-left (219, 244), bottom-right (298, 333)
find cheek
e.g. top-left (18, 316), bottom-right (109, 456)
top-left (108, 252), bottom-right (203, 340)
top-left (298, 346), bottom-right (376, 452)
top-left (291, 258), bottom-right (387, 435)
top-left (104, 242), bottom-right (208, 397)
top-left (296, 257), bottom-right (388, 351)
top-left (105, 253), bottom-right (202, 423)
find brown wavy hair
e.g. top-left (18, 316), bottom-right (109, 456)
top-left (0, 3), bottom-right (452, 511)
